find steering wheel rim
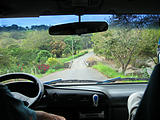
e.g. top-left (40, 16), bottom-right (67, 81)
top-left (0, 73), bottom-right (44, 107)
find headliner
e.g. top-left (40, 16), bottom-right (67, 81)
top-left (0, 0), bottom-right (160, 18)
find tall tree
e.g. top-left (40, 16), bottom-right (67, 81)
top-left (21, 30), bottom-right (52, 50)
top-left (92, 14), bottom-right (157, 74)
top-left (50, 40), bottom-right (66, 58)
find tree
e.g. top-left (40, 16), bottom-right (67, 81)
top-left (110, 14), bottom-right (160, 29)
top-left (50, 40), bottom-right (66, 58)
top-left (93, 15), bottom-right (150, 74)
top-left (79, 34), bottom-right (93, 49)
top-left (64, 36), bottom-right (83, 55)
top-left (21, 30), bottom-right (52, 50)
top-left (72, 36), bottom-right (83, 54)
top-left (31, 25), bottom-right (50, 30)
top-left (10, 31), bottom-right (26, 40)
top-left (92, 14), bottom-right (160, 74)
top-left (93, 28), bottom-right (140, 74)
top-left (0, 32), bottom-right (17, 48)
top-left (137, 29), bottom-right (160, 64)
top-left (0, 48), bottom-right (11, 68)
top-left (0, 24), bottom-right (26, 31)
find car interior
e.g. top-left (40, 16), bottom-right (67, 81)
top-left (0, 0), bottom-right (160, 120)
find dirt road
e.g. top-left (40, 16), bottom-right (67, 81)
top-left (40, 52), bottom-right (108, 82)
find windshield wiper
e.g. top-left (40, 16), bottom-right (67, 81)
top-left (96, 77), bottom-right (149, 84)
top-left (43, 77), bottom-right (149, 85)
top-left (43, 79), bottom-right (99, 85)
top-left (97, 77), bottom-right (121, 84)
top-left (43, 78), bottom-right (63, 85)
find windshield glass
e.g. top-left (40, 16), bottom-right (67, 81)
top-left (0, 14), bottom-right (159, 84)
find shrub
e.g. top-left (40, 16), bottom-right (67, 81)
top-left (37, 64), bottom-right (50, 74)
top-left (36, 50), bottom-right (52, 63)
top-left (141, 67), bottom-right (150, 78)
top-left (46, 57), bottom-right (64, 69)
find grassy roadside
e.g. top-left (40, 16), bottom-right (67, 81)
top-left (92, 62), bottom-right (137, 78)
top-left (92, 62), bottom-right (149, 83)
top-left (59, 51), bottom-right (88, 63)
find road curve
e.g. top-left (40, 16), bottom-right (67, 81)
top-left (40, 52), bottom-right (108, 82)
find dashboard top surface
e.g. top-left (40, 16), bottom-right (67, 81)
top-left (47, 83), bottom-right (147, 98)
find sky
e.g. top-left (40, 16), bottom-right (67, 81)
top-left (0, 15), bottom-right (112, 27)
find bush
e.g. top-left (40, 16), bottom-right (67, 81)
top-left (46, 57), bottom-right (64, 69)
top-left (36, 50), bottom-right (52, 63)
top-left (140, 67), bottom-right (150, 78)
top-left (37, 64), bottom-right (50, 74)
top-left (0, 68), bottom-right (8, 75)
top-left (7, 48), bottom-right (38, 66)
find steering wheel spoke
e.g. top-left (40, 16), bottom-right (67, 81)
top-left (11, 92), bottom-right (36, 107)
top-left (11, 92), bottom-right (30, 101)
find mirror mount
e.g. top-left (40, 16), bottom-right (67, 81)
top-left (78, 15), bottom-right (81, 23)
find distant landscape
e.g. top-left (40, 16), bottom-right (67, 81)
top-left (0, 24), bottom-right (92, 77)
top-left (0, 15), bottom-right (159, 79)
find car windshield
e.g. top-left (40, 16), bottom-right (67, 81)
top-left (0, 14), bottom-right (159, 84)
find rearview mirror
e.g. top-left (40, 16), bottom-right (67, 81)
top-left (49, 22), bottom-right (108, 35)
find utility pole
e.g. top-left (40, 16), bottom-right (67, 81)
top-left (72, 37), bottom-right (74, 62)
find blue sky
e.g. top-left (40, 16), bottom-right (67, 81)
top-left (0, 15), bottom-right (112, 27)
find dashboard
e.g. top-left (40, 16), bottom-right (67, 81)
top-left (33, 83), bottom-right (147, 120)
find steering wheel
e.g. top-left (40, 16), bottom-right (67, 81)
top-left (0, 73), bottom-right (44, 107)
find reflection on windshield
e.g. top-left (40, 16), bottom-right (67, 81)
top-left (0, 14), bottom-right (159, 83)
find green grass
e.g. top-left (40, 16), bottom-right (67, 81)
top-left (92, 62), bottom-right (137, 78)
top-left (45, 68), bottom-right (64, 75)
top-left (59, 51), bottom-right (88, 63)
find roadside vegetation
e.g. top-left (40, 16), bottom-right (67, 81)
top-left (91, 15), bottom-right (160, 79)
top-left (92, 62), bottom-right (137, 78)
top-left (0, 26), bottom-right (91, 77)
